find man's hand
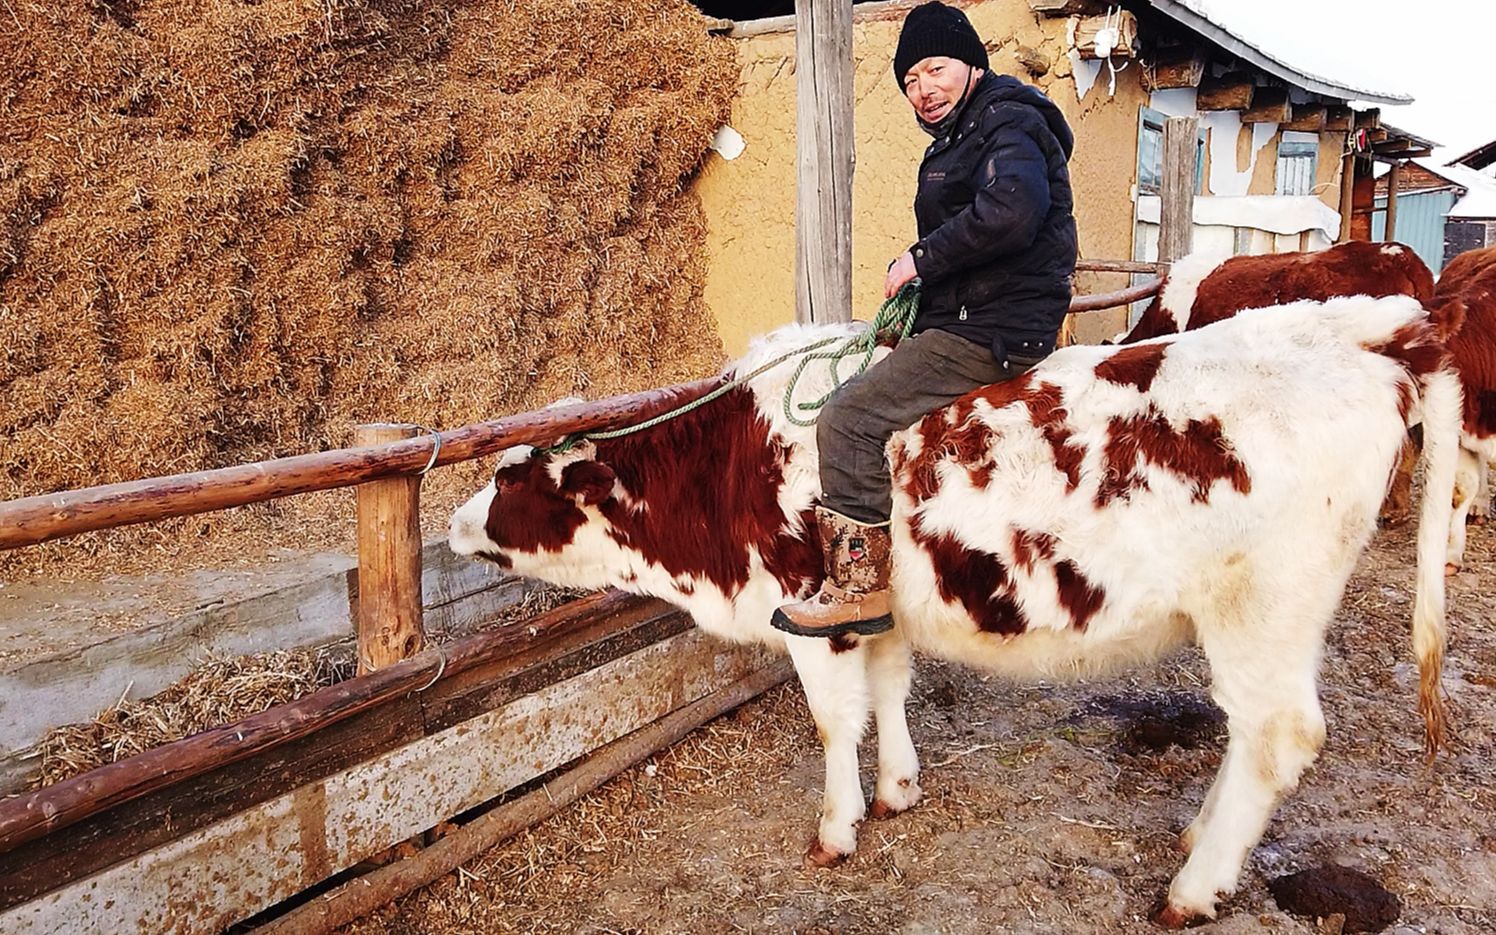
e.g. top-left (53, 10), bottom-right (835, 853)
top-left (884, 251), bottom-right (918, 298)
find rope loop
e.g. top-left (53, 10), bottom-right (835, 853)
top-left (540, 282), bottom-right (921, 453)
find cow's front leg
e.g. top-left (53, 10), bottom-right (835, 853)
top-left (865, 630), bottom-right (921, 819)
top-left (785, 635), bottom-right (871, 866)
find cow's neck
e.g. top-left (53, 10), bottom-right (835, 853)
top-left (590, 386), bottom-right (822, 632)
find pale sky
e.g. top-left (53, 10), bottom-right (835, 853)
top-left (1189, 0), bottom-right (1494, 159)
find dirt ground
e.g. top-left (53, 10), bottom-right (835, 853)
top-left (340, 521), bottom-right (1496, 935)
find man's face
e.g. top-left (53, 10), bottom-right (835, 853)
top-left (902, 56), bottom-right (980, 124)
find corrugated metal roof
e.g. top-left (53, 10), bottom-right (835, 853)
top-left (1144, 0), bottom-right (1413, 106)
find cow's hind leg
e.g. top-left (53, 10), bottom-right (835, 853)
top-left (1472, 455), bottom-right (1491, 524)
top-left (785, 635), bottom-right (871, 866)
top-left (1449, 447), bottom-right (1482, 571)
top-left (866, 630), bottom-right (921, 819)
top-left (1161, 614), bottom-right (1327, 925)
top-left (1379, 434), bottom-right (1418, 526)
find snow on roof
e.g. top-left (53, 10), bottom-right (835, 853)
top-left (1449, 166), bottom-right (1496, 219)
top-left (1395, 158), bottom-right (1496, 217)
top-left (1149, 0), bottom-right (1412, 105)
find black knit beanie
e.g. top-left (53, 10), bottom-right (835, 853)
top-left (893, 2), bottom-right (989, 85)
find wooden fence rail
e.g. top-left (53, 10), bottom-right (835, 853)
top-left (0, 378), bottom-right (721, 552)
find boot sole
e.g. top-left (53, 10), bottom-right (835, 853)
top-left (770, 608), bottom-right (894, 638)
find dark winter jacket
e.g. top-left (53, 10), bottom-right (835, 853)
top-left (908, 71), bottom-right (1078, 364)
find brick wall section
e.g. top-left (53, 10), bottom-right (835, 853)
top-left (1375, 162), bottom-right (1461, 197)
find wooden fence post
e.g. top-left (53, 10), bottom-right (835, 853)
top-left (1158, 116), bottom-right (1198, 263)
top-left (1384, 160), bottom-right (1401, 242)
top-left (354, 423), bottom-right (425, 674)
top-left (1338, 151), bottom-right (1356, 242)
top-left (794, 0), bottom-right (854, 325)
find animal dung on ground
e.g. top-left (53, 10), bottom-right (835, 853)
top-left (1081, 690), bottom-right (1226, 752)
top-left (1267, 865), bottom-right (1402, 933)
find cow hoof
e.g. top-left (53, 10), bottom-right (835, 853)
top-left (869, 798), bottom-right (904, 820)
top-left (1470, 513), bottom-right (1488, 526)
top-left (1153, 903), bottom-right (1209, 929)
top-left (804, 840), bottom-right (850, 868)
top-left (1446, 562), bottom-right (1460, 577)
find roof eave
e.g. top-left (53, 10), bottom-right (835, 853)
top-left (1144, 0), bottom-right (1413, 106)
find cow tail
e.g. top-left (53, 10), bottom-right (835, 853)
top-left (1412, 365), bottom-right (1460, 758)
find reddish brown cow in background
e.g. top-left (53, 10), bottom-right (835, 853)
top-left (1121, 240), bottom-right (1436, 344)
top-left (1119, 241), bottom-right (1437, 524)
top-left (1435, 246), bottom-right (1496, 562)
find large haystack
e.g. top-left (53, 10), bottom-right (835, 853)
top-left (0, 0), bottom-right (734, 577)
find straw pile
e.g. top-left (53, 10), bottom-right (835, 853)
top-left (33, 582), bottom-right (589, 787)
top-left (0, 0), bottom-right (734, 577)
top-left (34, 646), bottom-right (353, 786)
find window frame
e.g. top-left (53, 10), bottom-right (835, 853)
top-left (1275, 135), bottom-right (1320, 196)
top-left (1136, 106), bottom-right (1206, 197)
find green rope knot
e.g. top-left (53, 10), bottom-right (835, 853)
top-left (542, 281), bottom-right (921, 453)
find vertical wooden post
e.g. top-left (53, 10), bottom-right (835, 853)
top-left (1158, 116), bottom-right (1199, 262)
top-left (1338, 151), bottom-right (1356, 242)
top-left (1384, 160), bottom-right (1402, 242)
top-left (794, 0), bottom-right (854, 324)
top-left (354, 423), bottom-right (425, 675)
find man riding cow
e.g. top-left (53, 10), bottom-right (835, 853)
top-left (771, 1), bottom-right (1079, 640)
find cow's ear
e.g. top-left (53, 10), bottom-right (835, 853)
top-left (560, 460), bottom-right (616, 506)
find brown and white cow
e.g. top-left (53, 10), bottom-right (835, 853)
top-left (1120, 240), bottom-right (1436, 345)
top-left (1119, 241), bottom-right (1439, 527)
top-left (451, 296), bottom-right (1459, 926)
top-left (1436, 245), bottom-right (1496, 559)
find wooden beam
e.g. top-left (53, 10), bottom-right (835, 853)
top-left (1070, 279), bottom-right (1163, 312)
top-left (1338, 151), bottom-right (1356, 242)
top-left (1241, 86), bottom-right (1291, 124)
top-left (1158, 116), bottom-right (1199, 264)
top-left (1075, 259), bottom-right (1168, 275)
top-left (794, 0), bottom-right (854, 325)
top-left (1355, 108), bottom-right (1381, 130)
top-left (1196, 72), bottom-right (1256, 111)
top-left (353, 423), bottom-right (425, 674)
top-left (1371, 148), bottom-right (1432, 161)
top-left (1072, 10), bottom-right (1139, 60)
top-left (1281, 104), bottom-right (1327, 132)
top-left (0, 377), bottom-right (720, 552)
top-left (1367, 127), bottom-right (1389, 144)
top-left (1325, 106), bottom-right (1353, 131)
top-left (1385, 160), bottom-right (1402, 242)
top-left (1141, 46), bottom-right (1206, 91)
top-left (1027, 0), bottom-right (1106, 15)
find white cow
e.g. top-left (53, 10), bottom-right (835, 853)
top-left (451, 294), bottom-right (1458, 925)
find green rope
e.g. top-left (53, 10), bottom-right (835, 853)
top-left (540, 282), bottom-right (921, 454)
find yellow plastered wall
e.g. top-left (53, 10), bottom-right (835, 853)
top-left (694, 1), bottom-right (1150, 357)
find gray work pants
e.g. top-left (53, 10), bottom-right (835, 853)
top-left (817, 328), bottom-right (1034, 524)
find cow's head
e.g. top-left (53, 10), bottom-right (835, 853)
top-left (448, 441), bottom-right (624, 588)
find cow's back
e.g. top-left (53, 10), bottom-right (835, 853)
top-left (1123, 242), bottom-right (1435, 343)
